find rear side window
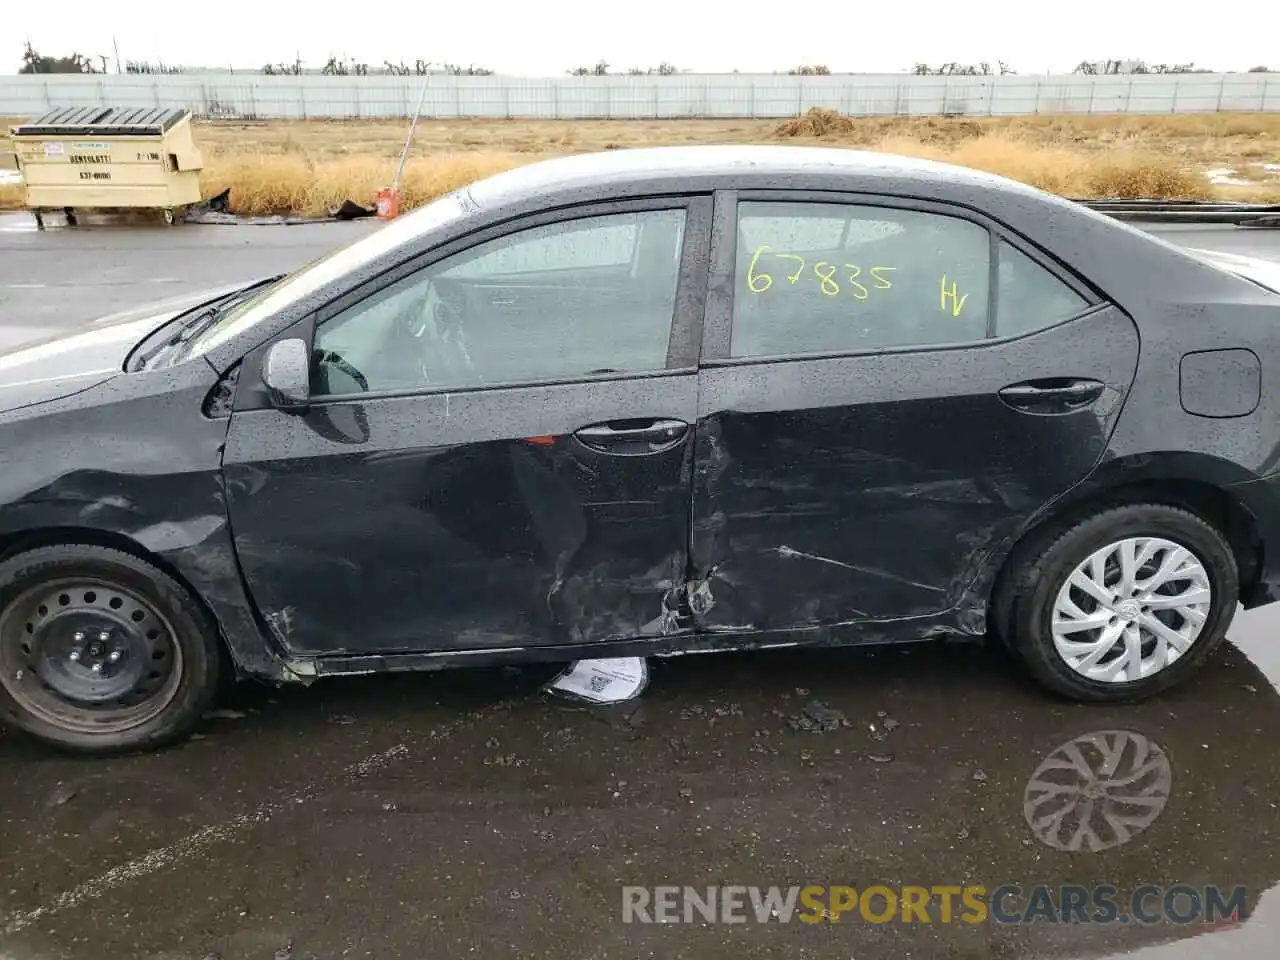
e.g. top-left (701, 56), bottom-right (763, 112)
top-left (730, 201), bottom-right (991, 358)
top-left (995, 241), bottom-right (1090, 337)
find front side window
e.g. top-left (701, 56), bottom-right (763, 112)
top-left (185, 190), bottom-right (474, 358)
top-left (730, 201), bottom-right (991, 358)
top-left (311, 209), bottom-right (687, 396)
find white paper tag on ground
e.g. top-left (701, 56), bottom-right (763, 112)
top-left (544, 657), bottom-right (649, 704)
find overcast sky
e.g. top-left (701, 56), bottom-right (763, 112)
top-left (7, 1), bottom-right (1280, 76)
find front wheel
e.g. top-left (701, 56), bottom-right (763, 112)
top-left (0, 545), bottom-right (222, 754)
top-left (1001, 504), bottom-right (1238, 702)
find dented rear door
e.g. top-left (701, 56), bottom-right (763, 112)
top-left (688, 191), bottom-right (1139, 633)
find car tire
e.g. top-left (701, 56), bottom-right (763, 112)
top-left (0, 544), bottom-right (221, 755)
top-left (1000, 503), bottom-right (1238, 702)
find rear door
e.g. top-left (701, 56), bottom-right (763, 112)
top-left (690, 191), bottom-right (1140, 632)
top-left (223, 197), bottom-right (711, 658)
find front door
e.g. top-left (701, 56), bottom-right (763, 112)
top-left (222, 198), bottom-right (710, 658)
top-left (690, 193), bottom-right (1139, 632)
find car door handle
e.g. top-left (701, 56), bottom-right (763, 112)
top-left (574, 419), bottom-right (689, 455)
top-left (999, 378), bottom-right (1105, 413)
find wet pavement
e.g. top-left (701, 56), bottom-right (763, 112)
top-left (1, 210), bottom-right (1280, 351)
top-left (0, 213), bottom-right (374, 351)
top-left (2, 618), bottom-right (1280, 959)
top-left (2, 214), bottom-right (1280, 958)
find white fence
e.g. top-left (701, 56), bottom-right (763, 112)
top-left (1, 73), bottom-right (1277, 120)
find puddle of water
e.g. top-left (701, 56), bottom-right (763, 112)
top-left (1206, 164), bottom-right (1280, 187)
top-left (1207, 167), bottom-right (1252, 186)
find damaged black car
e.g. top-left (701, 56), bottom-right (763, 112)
top-left (3, 145), bottom-right (1280, 754)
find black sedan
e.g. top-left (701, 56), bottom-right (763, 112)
top-left (2, 145), bottom-right (1279, 754)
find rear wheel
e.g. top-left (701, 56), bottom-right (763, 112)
top-left (1000, 504), bottom-right (1237, 701)
top-left (0, 545), bottom-right (221, 754)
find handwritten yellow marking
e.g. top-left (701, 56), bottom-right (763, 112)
top-left (870, 266), bottom-right (895, 289)
top-left (844, 264), bottom-right (869, 300)
top-left (747, 246), bottom-right (773, 293)
top-left (776, 253), bottom-right (806, 284)
top-left (745, 249), bottom-right (909, 303)
top-left (939, 274), bottom-right (969, 317)
top-left (813, 262), bottom-right (839, 296)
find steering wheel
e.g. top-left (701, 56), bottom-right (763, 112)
top-left (420, 292), bottom-right (480, 386)
top-left (315, 349), bottom-right (370, 393)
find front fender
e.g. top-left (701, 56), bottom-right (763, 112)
top-left (0, 368), bottom-right (301, 682)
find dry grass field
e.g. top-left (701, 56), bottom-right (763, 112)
top-left (4, 111), bottom-right (1280, 217)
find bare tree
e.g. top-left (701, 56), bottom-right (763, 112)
top-left (569, 59), bottom-right (610, 76)
top-left (911, 62), bottom-right (995, 76)
top-left (125, 59), bottom-right (184, 75)
top-left (626, 62), bottom-right (679, 76)
top-left (19, 42), bottom-right (102, 74)
top-left (263, 56), bottom-right (303, 76)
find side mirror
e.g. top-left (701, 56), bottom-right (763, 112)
top-left (262, 338), bottom-right (311, 411)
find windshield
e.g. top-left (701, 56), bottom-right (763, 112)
top-left (181, 190), bottom-right (472, 358)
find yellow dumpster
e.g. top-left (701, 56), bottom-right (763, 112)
top-left (9, 107), bottom-right (204, 226)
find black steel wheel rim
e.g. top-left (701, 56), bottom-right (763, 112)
top-left (0, 577), bottom-right (183, 735)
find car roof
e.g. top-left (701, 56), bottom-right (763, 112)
top-left (465, 144), bottom-right (1045, 209)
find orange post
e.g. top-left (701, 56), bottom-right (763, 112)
top-left (376, 188), bottom-right (399, 219)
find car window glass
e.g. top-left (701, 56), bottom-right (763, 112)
top-left (737, 215), bottom-right (905, 254)
top-left (995, 241), bottom-right (1091, 337)
top-left (442, 220), bottom-right (638, 276)
top-left (312, 209), bottom-right (686, 396)
top-left (731, 202), bottom-right (991, 358)
top-left (184, 190), bottom-right (471, 357)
